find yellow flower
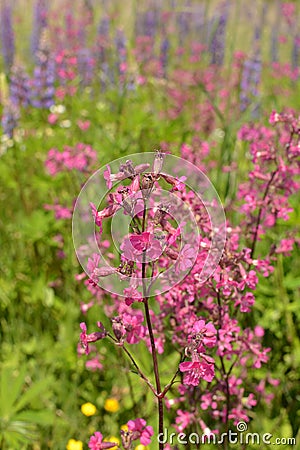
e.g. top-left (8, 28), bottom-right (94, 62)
top-left (104, 436), bottom-right (120, 450)
top-left (121, 424), bottom-right (128, 432)
top-left (104, 398), bottom-right (120, 413)
top-left (135, 445), bottom-right (149, 450)
top-left (66, 438), bottom-right (83, 450)
top-left (81, 402), bottom-right (97, 416)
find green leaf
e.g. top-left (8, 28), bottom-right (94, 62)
top-left (0, 365), bottom-right (27, 417)
top-left (3, 420), bottom-right (38, 445)
top-left (13, 377), bottom-right (52, 413)
top-left (14, 409), bottom-right (55, 426)
top-left (22, 210), bottom-right (52, 242)
top-left (283, 277), bottom-right (300, 290)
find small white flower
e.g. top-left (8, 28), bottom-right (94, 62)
top-left (50, 104), bottom-right (66, 114)
top-left (60, 120), bottom-right (71, 128)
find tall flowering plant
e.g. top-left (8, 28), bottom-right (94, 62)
top-left (73, 110), bottom-right (300, 449)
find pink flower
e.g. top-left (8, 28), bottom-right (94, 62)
top-left (90, 202), bottom-right (103, 231)
top-left (275, 238), bottom-right (294, 255)
top-left (79, 322), bottom-right (106, 355)
top-left (123, 287), bottom-right (143, 306)
top-left (45, 144), bottom-right (97, 176)
top-left (174, 410), bottom-right (193, 432)
top-left (179, 353), bottom-right (215, 385)
top-left (161, 173), bottom-right (186, 191)
top-left (129, 232), bottom-right (152, 252)
top-left (236, 292), bottom-right (255, 313)
top-left (44, 204), bottom-right (72, 220)
top-left (191, 320), bottom-right (217, 349)
top-left (77, 119), bottom-right (91, 131)
top-left (88, 432), bottom-right (117, 450)
top-left (281, 2), bottom-right (295, 25)
top-left (254, 325), bottom-right (265, 337)
top-left (86, 356), bottom-right (103, 371)
top-left (120, 61), bottom-right (127, 73)
top-left (167, 223), bottom-right (184, 246)
top-left (175, 244), bottom-right (197, 273)
top-left (87, 253), bottom-right (101, 284)
top-left (228, 408), bottom-right (250, 425)
top-left (137, 75), bottom-right (146, 85)
top-left (48, 113), bottom-right (58, 125)
top-left (121, 232), bottom-right (162, 263)
top-left (245, 393), bottom-right (257, 408)
top-left (80, 301), bottom-right (94, 314)
top-left (127, 418), bottom-right (154, 445)
top-left (103, 165), bottom-right (112, 189)
top-left (171, 175), bottom-right (187, 192)
top-left (122, 310), bottom-right (145, 344)
top-left (238, 269), bottom-right (258, 290)
top-left (90, 202), bottom-right (120, 234)
top-left (269, 110), bottom-right (280, 125)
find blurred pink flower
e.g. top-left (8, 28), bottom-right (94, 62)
top-left (88, 432), bottom-right (117, 450)
top-left (48, 113), bottom-right (58, 124)
top-left (175, 244), bottom-right (197, 273)
top-left (103, 165), bottom-right (112, 189)
top-left (79, 322), bottom-right (106, 355)
top-left (77, 119), bottom-right (91, 131)
top-left (127, 418), bottom-right (154, 445)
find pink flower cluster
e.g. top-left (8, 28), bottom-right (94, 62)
top-left (237, 110), bottom-right (300, 255)
top-left (74, 112), bottom-right (300, 442)
top-left (88, 418), bottom-right (153, 450)
top-left (45, 143), bottom-right (97, 175)
top-left (179, 320), bottom-right (217, 385)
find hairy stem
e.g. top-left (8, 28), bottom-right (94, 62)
top-left (216, 291), bottom-right (229, 450)
top-left (141, 193), bottom-right (164, 448)
top-left (250, 170), bottom-right (277, 259)
top-left (143, 298), bottom-right (164, 449)
top-left (108, 334), bottom-right (157, 395)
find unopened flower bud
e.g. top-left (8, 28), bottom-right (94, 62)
top-left (112, 317), bottom-right (126, 341)
top-left (119, 160), bottom-right (135, 177)
top-left (153, 150), bottom-right (165, 175)
top-left (120, 430), bottom-right (133, 450)
top-left (134, 163), bottom-right (150, 174)
top-left (141, 173), bottom-right (155, 198)
top-left (94, 266), bottom-right (116, 277)
top-left (164, 247), bottom-right (179, 260)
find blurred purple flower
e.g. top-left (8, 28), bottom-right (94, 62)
top-left (0, 2), bottom-right (15, 71)
top-left (31, 0), bottom-right (48, 58)
top-left (77, 48), bottom-right (95, 87)
top-left (30, 32), bottom-right (55, 108)
top-left (270, 29), bottom-right (278, 63)
top-left (177, 3), bottom-right (191, 46)
top-left (10, 64), bottom-right (30, 107)
top-left (144, 10), bottom-right (157, 38)
top-left (240, 57), bottom-right (261, 112)
top-left (209, 2), bottom-right (229, 66)
top-left (115, 29), bottom-right (127, 75)
top-left (1, 99), bottom-right (19, 138)
top-left (97, 16), bottom-right (110, 64)
top-left (160, 37), bottom-right (170, 77)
